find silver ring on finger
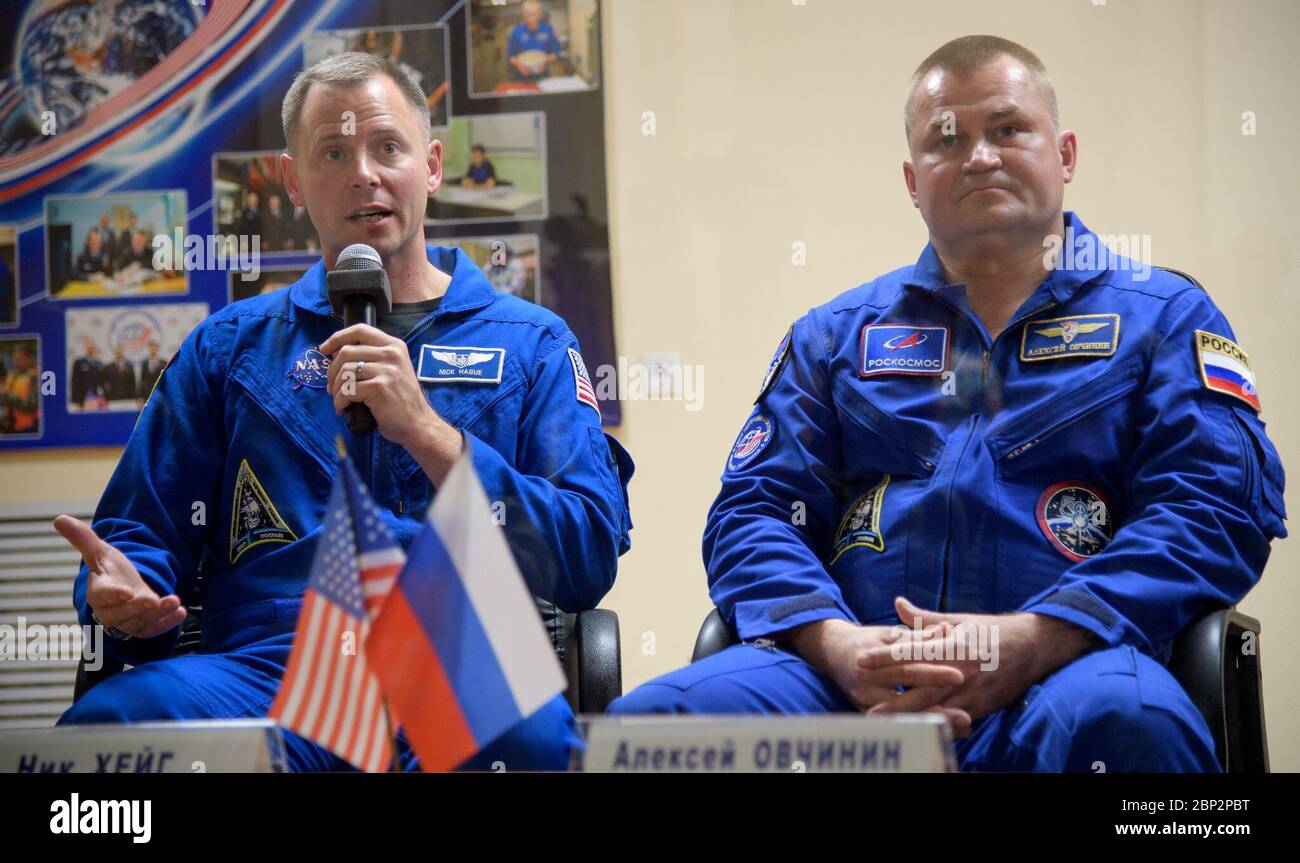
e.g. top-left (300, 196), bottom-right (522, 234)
top-left (355, 360), bottom-right (366, 381)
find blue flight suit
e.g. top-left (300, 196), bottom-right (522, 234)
top-left (61, 245), bottom-right (635, 771)
top-left (609, 212), bottom-right (1286, 772)
top-left (507, 22), bottom-right (562, 81)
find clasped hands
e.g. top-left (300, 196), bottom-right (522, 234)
top-left (789, 597), bottom-right (1098, 738)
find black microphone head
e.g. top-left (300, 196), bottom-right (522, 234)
top-left (327, 244), bottom-right (392, 318)
top-left (335, 244), bottom-right (383, 271)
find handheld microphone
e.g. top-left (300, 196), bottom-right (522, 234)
top-left (327, 243), bottom-right (393, 436)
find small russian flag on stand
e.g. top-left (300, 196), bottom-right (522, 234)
top-left (367, 444), bottom-right (567, 771)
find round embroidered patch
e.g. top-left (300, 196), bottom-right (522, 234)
top-left (1037, 481), bottom-right (1113, 562)
top-left (286, 346), bottom-right (331, 390)
top-left (727, 413), bottom-right (775, 472)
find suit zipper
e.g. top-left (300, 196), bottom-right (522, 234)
top-left (937, 298), bottom-right (1058, 611)
top-left (936, 416), bottom-right (977, 612)
top-left (1002, 374), bottom-right (1141, 461)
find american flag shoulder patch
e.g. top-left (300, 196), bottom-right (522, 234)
top-left (568, 348), bottom-right (601, 416)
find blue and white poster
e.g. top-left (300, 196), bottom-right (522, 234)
top-left (0, 0), bottom-right (614, 447)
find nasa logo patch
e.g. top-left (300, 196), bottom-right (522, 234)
top-left (830, 475), bottom-right (890, 563)
top-left (1037, 481), bottom-right (1114, 562)
top-left (755, 325), bottom-right (793, 404)
top-left (1020, 314), bottom-right (1120, 362)
top-left (727, 413), bottom-right (775, 472)
top-left (286, 345), bottom-right (331, 390)
top-left (417, 345), bottom-right (506, 384)
top-left (860, 324), bottom-right (949, 377)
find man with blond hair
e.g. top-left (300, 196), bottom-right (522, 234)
top-left (56, 52), bottom-right (633, 772)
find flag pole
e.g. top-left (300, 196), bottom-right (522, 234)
top-left (340, 434), bottom-right (406, 773)
top-left (386, 701), bottom-right (404, 773)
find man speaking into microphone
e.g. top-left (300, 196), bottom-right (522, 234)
top-left (53, 52), bottom-right (634, 771)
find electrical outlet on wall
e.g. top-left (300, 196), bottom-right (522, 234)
top-left (642, 352), bottom-right (682, 400)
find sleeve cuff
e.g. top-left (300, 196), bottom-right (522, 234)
top-left (730, 595), bottom-right (856, 642)
top-left (1022, 590), bottom-right (1127, 650)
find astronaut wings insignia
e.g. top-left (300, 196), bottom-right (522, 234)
top-left (417, 345), bottom-right (506, 384)
top-left (431, 350), bottom-right (497, 369)
top-left (1020, 314), bottom-right (1120, 361)
top-left (1033, 321), bottom-right (1108, 342)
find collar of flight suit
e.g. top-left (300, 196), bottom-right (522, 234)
top-left (901, 211), bottom-right (1115, 306)
top-left (290, 244), bottom-right (498, 323)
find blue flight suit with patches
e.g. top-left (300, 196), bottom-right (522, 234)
top-left (609, 212), bottom-right (1286, 772)
top-left (60, 245), bottom-right (634, 771)
top-left (507, 22), bottom-right (562, 81)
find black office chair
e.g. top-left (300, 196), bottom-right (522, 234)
top-left (74, 584), bottom-right (624, 715)
top-left (691, 606), bottom-right (1268, 772)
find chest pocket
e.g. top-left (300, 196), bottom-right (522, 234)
top-left (831, 374), bottom-right (943, 479)
top-left (985, 358), bottom-right (1145, 478)
top-left (394, 354), bottom-right (529, 488)
top-left (227, 352), bottom-right (339, 484)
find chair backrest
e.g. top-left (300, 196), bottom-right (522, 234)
top-left (691, 608), bottom-right (738, 663)
top-left (560, 609), bottom-right (622, 714)
top-left (1167, 608), bottom-right (1268, 772)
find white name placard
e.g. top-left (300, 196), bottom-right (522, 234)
top-left (0, 720), bottom-right (287, 773)
top-left (579, 714), bottom-right (956, 773)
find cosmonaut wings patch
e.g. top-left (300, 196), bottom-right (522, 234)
top-left (1020, 313), bottom-right (1119, 361)
top-left (1195, 330), bottom-right (1260, 412)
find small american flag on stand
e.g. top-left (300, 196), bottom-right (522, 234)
top-left (269, 453), bottom-right (405, 773)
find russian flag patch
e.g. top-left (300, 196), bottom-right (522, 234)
top-left (1196, 330), bottom-right (1260, 412)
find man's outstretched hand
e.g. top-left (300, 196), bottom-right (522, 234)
top-left (53, 515), bottom-right (186, 640)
